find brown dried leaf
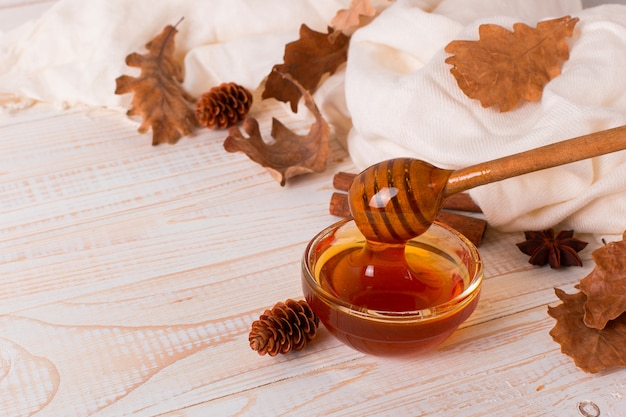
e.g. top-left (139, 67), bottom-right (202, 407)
top-left (224, 73), bottom-right (330, 186)
top-left (262, 24), bottom-right (349, 112)
top-left (331, 0), bottom-right (378, 37)
top-left (579, 231), bottom-right (626, 330)
top-left (115, 23), bottom-right (198, 145)
top-left (548, 288), bottom-right (626, 373)
top-left (445, 16), bottom-right (579, 112)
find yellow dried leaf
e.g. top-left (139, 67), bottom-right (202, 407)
top-left (548, 289), bottom-right (626, 373)
top-left (115, 23), bottom-right (198, 145)
top-left (262, 25), bottom-right (349, 113)
top-left (331, 0), bottom-right (378, 36)
top-left (445, 16), bottom-right (579, 112)
top-left (224, 73), bottom-right (330, 186)
top-left (579, 231), bottom-right (626, 330)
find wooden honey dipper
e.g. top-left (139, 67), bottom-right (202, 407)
top-left (349, 125), bottom-right (626, 243)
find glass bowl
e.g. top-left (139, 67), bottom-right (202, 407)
top-left (301, 219), bottom-right (483, 356)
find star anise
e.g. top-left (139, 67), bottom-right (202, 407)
top-left (516, 229), bottom-right (588, 269)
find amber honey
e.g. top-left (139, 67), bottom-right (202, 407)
top-left (315, 239), bottom-right (467, 312)
top-left (302, 220), bottom-right (482, 356)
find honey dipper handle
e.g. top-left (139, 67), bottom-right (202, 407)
top-left (444, 125), bottom-right (626, 197)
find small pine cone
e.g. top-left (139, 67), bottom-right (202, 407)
top-left (195, 82), bottom-right (253, 129)
top-left (249, 299), bottom-right (319, 356)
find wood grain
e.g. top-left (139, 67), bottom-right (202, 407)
top-left (1, 2), bottom-right (625, 417)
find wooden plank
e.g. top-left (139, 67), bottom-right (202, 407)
top-left (154, 306), bottom-right (626, 417)
top-left (1, 2), bottom-right (625, 416)
top-left (0, 104), bottom-right (617, 416)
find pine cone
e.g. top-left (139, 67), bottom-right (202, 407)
top-left (195, 82), bottom-right (253, 129)
top-left (249, 299), bottom-right (319, 356)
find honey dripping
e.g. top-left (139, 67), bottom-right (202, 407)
top-left (314, 158), bottom-right (462, 312)
top-left (317, 238), bottom-right (467, 312)
top-left (325, 125), bottom-right (626, 313)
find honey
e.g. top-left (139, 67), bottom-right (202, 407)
top-left (302, 125), bottom-right (626, 355)
top-left (315, 239), bottom-right (467, 312)
top-left (302, 220), bottom-right (482, 356)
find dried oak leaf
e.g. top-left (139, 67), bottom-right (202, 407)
top-left (330, 0), bottom-right (379, 37)
top-left (115, 23), bottom-right (198, 145)
top-left (579, 231), bottom-right (626, 330)
top-left (262, 24), bottom-right (349, 113)
top-left (224, 73), bottom-right (330, 186)
top-left (548, 288), bottom-right (626, 373)
top-left (445, 16), bottom-right (579, 112)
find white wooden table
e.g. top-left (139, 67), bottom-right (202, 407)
top-left (1, 2), bottom-right (625, 416)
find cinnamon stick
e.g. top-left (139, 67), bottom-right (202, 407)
top-left (433, 211), bottom-right (487, 247)
top-left (332, 171), bottom-right (357, 192)
top-left (442, 193), bottom-right (483, 213)
top-left (328, 191), bottom-right (351, 218)
top-left (329, 191), bottom-right (351, 221)
top-left (329, 191), bottom-right (486, 246)
top-left (332, 171), bottom-right (482, 213)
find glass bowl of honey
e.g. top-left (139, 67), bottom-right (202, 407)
top-left (301, 218), bottom-right (483, 356)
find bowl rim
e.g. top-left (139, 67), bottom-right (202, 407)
top-left (302, 219), bottom-right (483, 323)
